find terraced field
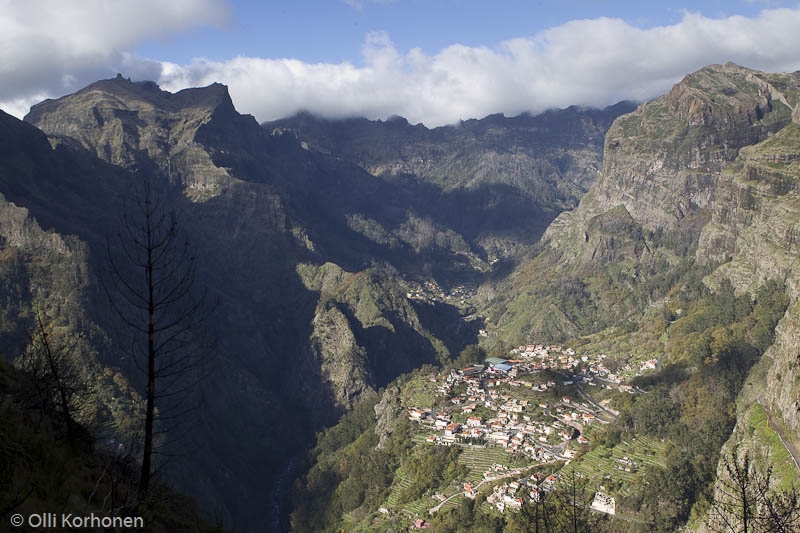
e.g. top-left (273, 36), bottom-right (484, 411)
top-left (458, 446), bottom-right (518, 483)
top-left (380, 444), bottom-right (534, 519)
top-left (384, 468), bottom-right (413, 509)
top-left (571, 436), bottom-right (667, 496)
top-left (383, 467), bottom-right (443, 516)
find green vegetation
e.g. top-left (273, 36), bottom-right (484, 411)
top-left (398, 445), bottom-right (467, 502)
top-left (605, 279), bottom-right (790, 527)
top-left (291, 394), bottom-right (406, 532)
top-left (290, 272), bottom-right (791, 531)
top-left (706, 448), bottom-right (800, 532)
top-left (746, 404), bottom-right (799, 489)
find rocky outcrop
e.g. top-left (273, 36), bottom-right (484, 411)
top-left (374, 384), bottom-right (402, 450)
top-left (297, 261), bottom-right (451, 390)
top-left (310, 303), bottom-right (374, 410)
top-left (545, 64), bottom-right (797, 262)
top-left (26, 75), bottom-right (244, 198)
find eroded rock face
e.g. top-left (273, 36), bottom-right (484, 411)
top-left (265, 102), bottom-right (636, 260)
top-left (546, 64), bottom-right (799, 260)
top-left (310, 304), bottom-right (374, 410)
top-left (539, 64), bottom-right (800, 488)
top-left (374, 384), bottom-right (402, 450)
top-left (25, 76), bottom-right (248, 198)
top-left (482, 64), bottom-right (800, 343)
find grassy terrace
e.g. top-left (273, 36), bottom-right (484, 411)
top-left (381, 440), bottom-right (537, 517)
top-left (383, 467), bottom-right (430, 515)
top-left (572, 435), bottom-right (667, 498)
top-left (403, 375), bottom-right (439, 407)
top-left (458, 446), bottom-right (520, 483)
top-left (748, 403), bottom-right (799, 490)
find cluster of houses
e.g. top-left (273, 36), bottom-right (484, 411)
top-left (408, 345), bottom-right (622, 462)
top-left (615, 456), bottom-right (639, 473)
top-left (405, 281), bottom-right (477, 306)
top-left (508, 344), bottom-right (623, 383)
top-left (591, 492), bottom-right (616, 515)
top-left (398, 342), bottom-right (640, 524)
top-left (485, 472), bottom-right (559, 513)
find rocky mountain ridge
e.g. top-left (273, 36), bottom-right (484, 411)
top-left (265, 101), bottom-right (635, 260)
top-left (5, 62), bottom-right (800, 530)
top-left (486, 62), bottom-right (800, 513)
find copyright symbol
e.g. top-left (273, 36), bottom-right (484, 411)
top-left (10, 514), bottom-right (24, 527)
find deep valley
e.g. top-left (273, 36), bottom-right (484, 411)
top-left (2, 63), bottom-right (800, 532)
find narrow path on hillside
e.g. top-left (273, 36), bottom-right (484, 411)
top-left (758, 396), bottom-right (800, 473)
top-left (575, 383), bottom-right (616, 421)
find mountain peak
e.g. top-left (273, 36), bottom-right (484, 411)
top-left (23, 78), bottom-right (243, 189)
top-left (25, 77), bottom-right (233, 126)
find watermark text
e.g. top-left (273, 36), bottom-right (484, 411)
top-left (10, 512), bottom-right (144, 529)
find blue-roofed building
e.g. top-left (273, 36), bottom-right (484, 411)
top-left (494, 363), bottom-right (513, 373)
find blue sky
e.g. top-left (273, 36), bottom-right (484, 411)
top-left (2, 1), bottom-right (800, 125)
top-left (133, 1), bottom-right (780, 65)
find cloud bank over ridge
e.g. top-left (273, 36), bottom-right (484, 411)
top-left (3, 2), bottom-right (800, 125)
top-left (0, 0), bottom-right (230, 116)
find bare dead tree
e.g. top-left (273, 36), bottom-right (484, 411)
top-left (551, 468), bottom-right (609, 533)
top-left (105, 178), bottom-right (213, 502)
top-left (16, 308), bottom-right (91, 445)
top-left (707, 447), bottom-right (800, 533)
top-left (88, 432), bottom-right (142, 515)
top-left (761, 486), bottom-right (800, 533)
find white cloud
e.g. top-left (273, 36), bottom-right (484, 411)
top-left (0, 0), bottom-right (229, 110)
top-left (151, 8), bottom-right (800, 126)
top-left (3, 5), bottom-right (800, 126)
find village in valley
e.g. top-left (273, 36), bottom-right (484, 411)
top-left (377, 342), bottom-right (666, 530)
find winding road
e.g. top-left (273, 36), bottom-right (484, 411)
top-left (427, 464), bottom-right (541, 515)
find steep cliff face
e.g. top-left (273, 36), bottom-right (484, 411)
top-left (643, 68), bottom-right (800, 473)
top-left (545, 64), bottom-right (796, 260)
top-left (483, 64), bottom-right (800, 341)
top-left (296, 261), bottom-right (454, 408)
top-left (0, 112), bottom-right (145, 439)
top-left (26, 76), bottom-right (241, 198)
top-left (487, 64), bottom-right (800, 512)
